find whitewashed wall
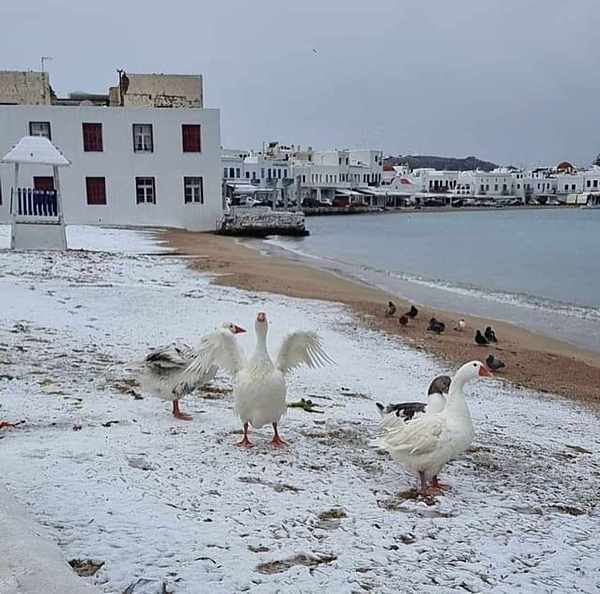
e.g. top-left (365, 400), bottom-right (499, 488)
top-left (0, 105), bottom-right (222, 231)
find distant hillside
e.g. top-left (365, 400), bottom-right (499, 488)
top-left (385, 154), bottom-right (498, 172)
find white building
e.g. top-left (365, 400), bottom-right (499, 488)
top-left (222, 143), bottom-right (385, 207)
top-left (0, 71), bottom-right (222, 232)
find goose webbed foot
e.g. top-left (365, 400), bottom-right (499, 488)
top-left (172, 400), bottom-right (193, 421)
top-left (236, 422), bottom-right (254, 448)
top-left (271, 423), bottom-right (287, 448)
top-left (431, 476), bottom-right (451, 491)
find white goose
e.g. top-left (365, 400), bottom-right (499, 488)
top-left (141, 322), bottom-right (246, 420)
top-left (185, 311), bottom-right (333, 447)
top-left (376, 361), bottom-right (492, 495)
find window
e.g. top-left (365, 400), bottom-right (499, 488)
top-left (82, 123), bottom-right (103, 152)
top-left (86, 177), bottom-right (107, 205)
top-left (184, 176), bottom-right (204, 204)
top-left (132, 124), bottom-right (153, 152)
top-left (29, 121), bottom-right (51, 139)
top-left (136, 177), bottom-right (156, 204)
top-left (182, 124), bottom-right (201, 152)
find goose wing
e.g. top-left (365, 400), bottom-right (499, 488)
top-left (173, 327), bottom-right (245, 395)
top-left (275, 331), bottom-right (333, 374)
top-left (145, 342), bottom-right (195, 371)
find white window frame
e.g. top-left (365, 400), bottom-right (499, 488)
top-left (133, 124), bottom-right (153, 153)
top-left (184, 177), bottom-right (204, 204)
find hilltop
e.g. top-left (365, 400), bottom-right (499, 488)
top-left (385, 154), bottom-right (498, 171)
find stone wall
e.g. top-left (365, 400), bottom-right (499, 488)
top-left (0, 71), bottom-right (52, 105)
top-left (109, 74), bottom-right (203, 108)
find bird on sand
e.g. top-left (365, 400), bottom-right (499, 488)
top-left (484, 326), bottom-right (498, 343)
top-left (141, 322), bottom-right (246, 420)
top-left (475, 330), bottom-right (489, 346)
top-left (486, 354), bottom-right (506, 371)
top-left (385, 301), bottom-right (397, 317)
top-left (183, 312), bottom-right (333, 447)
top-left (375, 361), bottom-right (493, 496)
top-left (428, 318), bottom-right (445, 334)
top-left (406, 305), bottom-right (419, 319)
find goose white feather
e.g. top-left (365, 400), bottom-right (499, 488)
top-left (189, 312), bottom-right (333, 446)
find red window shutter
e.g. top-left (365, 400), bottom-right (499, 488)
top-left (83, 123), bottom-right (103, 152)
top-left (182, 124), bottom-right (201, 152)
top-left (86, 177), bottom-right (106, 205)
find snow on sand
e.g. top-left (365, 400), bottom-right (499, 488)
top-left (0, 227), bottom-right (599, 593)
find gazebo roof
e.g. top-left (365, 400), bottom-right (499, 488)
top-left (1, 136), bottom-right (70, 166)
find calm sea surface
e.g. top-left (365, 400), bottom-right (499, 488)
top-left (263, 208), bottom-right (600, 353)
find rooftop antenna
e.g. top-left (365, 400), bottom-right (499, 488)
top-left (40, 56), bottom-right (53, 103)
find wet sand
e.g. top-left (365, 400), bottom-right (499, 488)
top-left (161, 229), bottom-right (600, 409)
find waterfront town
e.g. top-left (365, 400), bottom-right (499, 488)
top-left (1, 69), bottom-right (600, 245)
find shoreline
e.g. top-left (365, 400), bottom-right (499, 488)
top-left (160, 229), bottom-right (600, 409)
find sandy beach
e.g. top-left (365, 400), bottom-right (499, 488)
top-left (163, 229), bottom-right (600, 409)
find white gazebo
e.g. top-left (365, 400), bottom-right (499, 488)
top-left (1, 136), bottom-right (70, 250)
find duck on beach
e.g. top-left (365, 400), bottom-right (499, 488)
top-left (375, 361), bottom-right (492, 496)
top-left (141, 322), bottom-right (246, 420)
top-left (485, 326), bottom-right (498, 343)
top-left (183, 312), bottom-right (333, 447)
top-left (486, 354), bottom-right (506, 371)
top-left (406, 305), bottom-right (419, 319)
top-left (475, 330), bottom-right (489, 346)
top-left (427, 318), bottom-right (446, 334)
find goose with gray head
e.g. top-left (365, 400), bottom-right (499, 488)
top-left (375, 361), bottom-right (492, 495)
top-left (141, 321), bottom-right (246, 420)
top-left (184, 311), bottom-right (333, 447)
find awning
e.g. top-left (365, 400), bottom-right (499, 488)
top-left (1, 136), bottom-right (70, 166)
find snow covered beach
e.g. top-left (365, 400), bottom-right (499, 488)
top-left (1, 227), bottom-right (599, 593)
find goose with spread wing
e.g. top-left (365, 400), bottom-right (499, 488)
top-left (185, 311), bottom-right (333, 447)
top-left (375, 361), bottom-right (492, 495)
top-left (142, 322), bottom-right (246, 420)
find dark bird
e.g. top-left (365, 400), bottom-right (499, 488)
top-left (486, 354), bottom-right (505, 371)
top-left (484, 326), bottom-right (498, 343)
top-left (406, 305), bottom-right (419, 319)
top-left (475, 330), bottom-right (489, 346)
top-left (398, 314), bottom-right (409, 326)
top-left (427, 318), bottom-right (445, 334)
top-left (376, 375), bottom-right (451, 421)
top-left (385, 301), bottom-right (397, 317)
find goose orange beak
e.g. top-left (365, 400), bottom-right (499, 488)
top-left (479, 366), bottom-right (493, 377)
top-left (233, 325), bottom-right (246, 334)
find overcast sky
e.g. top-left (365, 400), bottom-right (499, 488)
top-left (1, 0), bottom-right (599, 166)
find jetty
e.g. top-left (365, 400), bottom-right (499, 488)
top-left (217, 206), bottom-right (309, 237)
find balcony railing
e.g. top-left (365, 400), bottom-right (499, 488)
top-left (13, 187), bottom-right (59, 218)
